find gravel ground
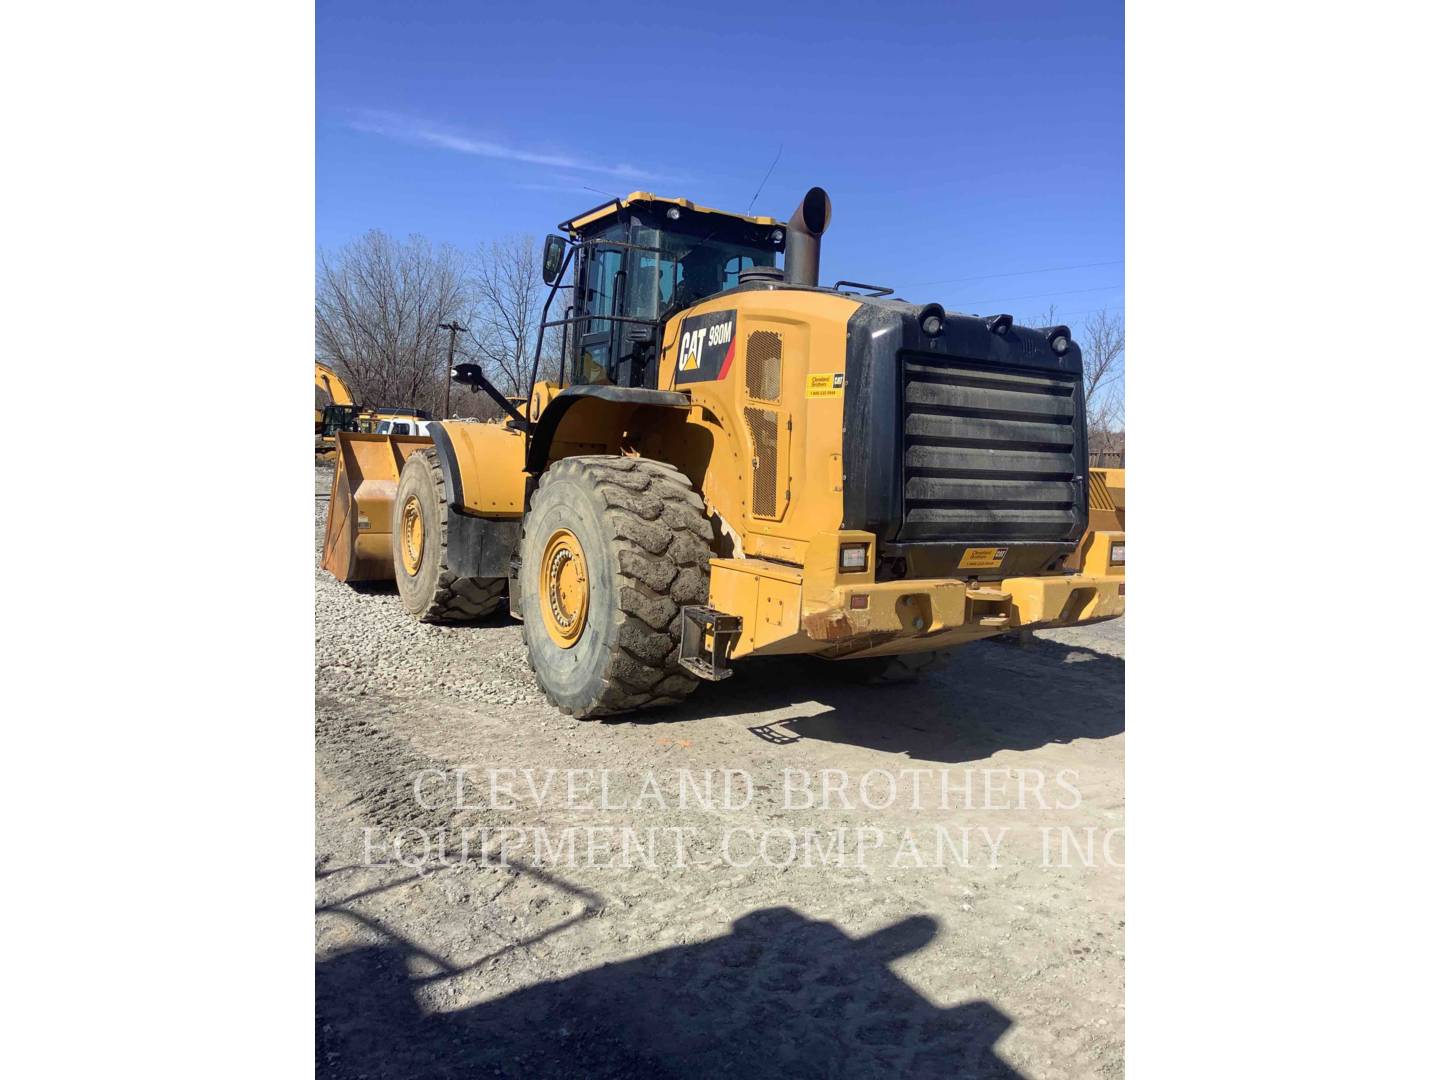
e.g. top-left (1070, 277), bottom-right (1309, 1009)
top-left (315, 463), bottom-right (1125, 1079)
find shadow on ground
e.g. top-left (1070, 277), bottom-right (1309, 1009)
top-left (637, 636), bottom-right (1124, 764)
top-left (317, 904), bottom-right (1021, 1079)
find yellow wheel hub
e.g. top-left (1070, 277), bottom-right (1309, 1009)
top-left (539, 528), bottom-right (589, 648)
top-left (400, 494), bottom-right (425, 577)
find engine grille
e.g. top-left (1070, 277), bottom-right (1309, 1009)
top-left (745, 331), bottom-right (782, 402)
top-left (898, 352), bottom-right (1083, 543)
top-left (744, 406), bottom-right (780, 518)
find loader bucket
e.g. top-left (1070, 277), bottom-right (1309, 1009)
top-left (321, 432), bottom-right (433, 583)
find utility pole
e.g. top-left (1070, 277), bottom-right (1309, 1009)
top-left (438, 321), bottom-right (468, 419)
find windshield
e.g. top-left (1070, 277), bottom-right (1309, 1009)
top-left (628, 226), bottom-right (776, 320)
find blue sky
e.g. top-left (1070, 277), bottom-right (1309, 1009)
top-left (317, 0), bottom-right (1122, 327)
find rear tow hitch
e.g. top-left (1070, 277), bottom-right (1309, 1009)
top-left (679, 606), bottom-right (742, 681)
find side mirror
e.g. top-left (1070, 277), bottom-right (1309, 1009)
top-left (451, 362), bottom-right (484, 386)
top-left (542, 235), bottom-right (567, 285)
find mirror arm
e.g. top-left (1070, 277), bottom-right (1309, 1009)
top-left (457, 368), bottom-right (527, 428)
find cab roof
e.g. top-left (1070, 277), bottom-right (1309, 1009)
top-left (560, 192), bottom-right (781, 236)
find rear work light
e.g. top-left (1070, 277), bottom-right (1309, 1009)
top-left (1110, 542), bottom-right (1125, 565)
top-left (840, 543), bottom-right (868, 572)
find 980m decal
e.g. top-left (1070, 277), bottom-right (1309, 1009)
top-left (675, 309), bottom-right (737, 384)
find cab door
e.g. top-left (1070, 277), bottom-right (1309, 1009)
top-left (575, 243), bottom-right (624, 384)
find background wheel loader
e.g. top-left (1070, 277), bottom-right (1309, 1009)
top-left (322, 187), bottom-right (1125, 718)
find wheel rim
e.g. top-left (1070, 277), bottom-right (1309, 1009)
top-left (538, 528), bottom-right (589, 648)
top-left (400, 494), bottom-right (425, 576)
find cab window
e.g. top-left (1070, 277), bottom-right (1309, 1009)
top-left (573, 229), bottom-right (626, 385)
top-left (582, 243), bottom-right (624, 337)
top-left (628, 226), bottom-right (775, 320)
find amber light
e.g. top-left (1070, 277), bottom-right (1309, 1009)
top-left (850, 594), bottom-right (869, 609)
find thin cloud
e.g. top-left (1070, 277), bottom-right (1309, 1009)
top-left (513, 175), bottom-right (626, 199)
top-left (349, 110), bottom-right (673, 183)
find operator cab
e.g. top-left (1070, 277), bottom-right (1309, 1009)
top-left (543, 194), bottom-right (786, 390)
top-left (320, 403), bottom-right (362, 438)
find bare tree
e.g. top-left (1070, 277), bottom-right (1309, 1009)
top-left (315, 230), bottom-right (470, 416)
top-left (1027, 305), bottom-right (1125, 462)
top-left (1081, 309), bottom-right (1125, 458)
top-left (1030, 303), bottom-right (1061, 328)
top-left (467, 235), bottom-right (562, 397)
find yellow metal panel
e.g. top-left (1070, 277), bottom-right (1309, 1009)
top-left (1081, 530), bottom-right (1125, 577)
top-left (1087, 467), bottom-right (1125, 534)
top-left (1090, 467), bottom-right (1125, 510)
top-left (706, 558), bottom-right (809, 658)
top-left (754, 578), bottom-right (802, 651)
top-left (439, 421), bottom-right (527, 518)
top-left (705, 561), bottom-right (761, 656)
top-left (653, 290), bottom-right (863, 565)
top-left (801, 529), bottom-right (875, 609)
top-left (562, 192), bottom-right (780, 234)
top-left (1001, 574), bottom-right (1125, 628)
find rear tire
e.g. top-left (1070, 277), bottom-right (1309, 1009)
top-left (520, 456), bottom-right (712, 718)
top-left (392, 447), bottom-right (506, 623)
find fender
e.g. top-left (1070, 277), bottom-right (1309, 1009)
top-left (524, 385), bottom-right (690, 474)
top-left (427, 422), bottom-right (467, 510)
top-left (428, 420), bottom-right (526, 580)
top-left (430, 421), bottom-right (526, 516)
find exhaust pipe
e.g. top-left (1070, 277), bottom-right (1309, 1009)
top-left (783, 186), bottom-right (832, 288)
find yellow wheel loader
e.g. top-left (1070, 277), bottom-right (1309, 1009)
top-left (322, 187), bottom-right (1125, 717)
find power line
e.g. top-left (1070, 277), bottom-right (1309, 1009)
top-left (899, 259), bottom-right (1124, 289)
top-left (949, 283), bottom-right (1124, 307)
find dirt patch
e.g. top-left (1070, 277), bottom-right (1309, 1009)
top-left (315, 465), bottom-right (1124, 1078)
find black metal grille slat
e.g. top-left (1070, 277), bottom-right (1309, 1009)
top-left (904, 414), bottom-right (1074, 451)
top-left (905, 445), bottom-right (1076, 480)
top-left (899, 352), bottom-right (1082, 544)
top-left (902, 509), bottom-right (1076, 540)
top-left (905, 508), bottom-right (1077, 521)
top-left (905, 382), bottom-right (1075, 421)
top-left (906, 477), bottom-right (1076, 502)
top-left (901, 362), bottom-right (1074, 395)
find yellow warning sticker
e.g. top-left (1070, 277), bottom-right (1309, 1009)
top-left (806, 372), bottom-right (845, 398)
top-left (959, 547), bottom-right (1009, 569)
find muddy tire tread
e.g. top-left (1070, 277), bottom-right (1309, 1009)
top-left (524, 455), bottom-right (712, 718)
top-left (408, 447), bottom-right (507, 624)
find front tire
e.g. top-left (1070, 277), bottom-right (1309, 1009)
top-left (392, 447), bottom-right (506, 623)
top-left (520, 456), bottom-right (712, 718)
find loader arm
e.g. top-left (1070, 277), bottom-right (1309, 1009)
top-left (315, 362), bottom-right (355, 406)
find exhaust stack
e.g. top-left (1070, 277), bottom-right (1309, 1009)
top-left (783, 187), bottom-right (832, 288)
